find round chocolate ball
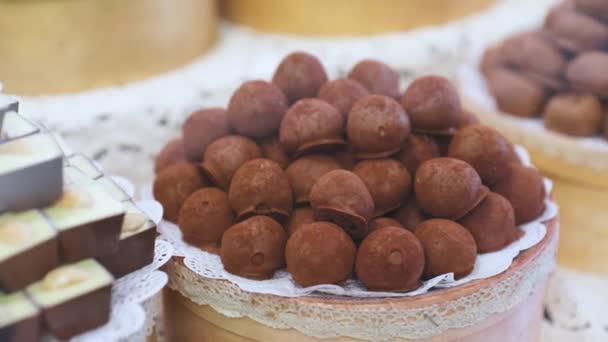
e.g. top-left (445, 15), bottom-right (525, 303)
top-left (286, 155), bottom-right (342, 205)
top-left (353, 159), bottom-right (412, 216)
top-left (220, 216), bottom-right (287, 280)
top-left (544, 93), bottom-right (604, 137)
top-left (492, 164), bottom-right (546, 224)
top-left (228, 159), bottom-right (293, 223)
top-left (459, 192), bottom-right (522, 253)
top-left (201, 135), bottom-right (262, 190)
top-left (331, 146), bottom-right (357, 170)
top-left (415, 219), bottom-right (477, 279)
top-left (484, 68), bottom-right (546, 118)
top-left (400, 75), bottom-right (461, 133)
top-left (368, 217), bottom-right (403, 233)
top-left (414, 158), bottom-right (489, 220)
top-left (566, 51), bottom-right (608, 96)
top-left (272, 52), bottom-right (328, 103)
top-left (227, 80), bottom-right (288, 138)
top-left (347, 95), bottom-right (411, 158)
top-left (318, 78), bottom-right (369, 118)
top-left (545, 5), bottom-right (608, 52)
top-left (153, 162), bottom-right (207, 223)
top-left (154, 138), bottom-right (186, 174)
top-left (279, 98), bottom-right (345, 156)
top-left (392, 200), bottom-right (427, 232)
top-left (500, 31), bottom-right (566, 80)
top-left (178, 188), bottom-right (234, 248)
top-left (398, 134), bottom-right (441, 176)
top-left (347, 59), bottom-right (400, 98)
top-left (448, 124), bottom-right (515, 185)
top-left (182, 108), bottom-right (230, 161)
top-left (480, 46), bottom-right (504, 75)
top-left (356, 226), bottom-right (424, 291)
top-left (260, 137), bottom-right (290, 169)
top-left (285, 221), bottom-right (356, 287)
top-left (286, 207), bottom-right (315, 237)
top-left (309, 170), bottom-right (374, 240)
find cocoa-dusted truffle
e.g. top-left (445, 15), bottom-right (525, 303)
top-left (285, 222), bottom-right (356, 287)
top-left (356, 226), bottom-right (424, 291)
top-left (347, 59), bottom-right (400, 98)
top-left (415, 219), bottom-right (477, 279)
top-left (272, 52), bottom-right (328, 103)
top-left (480, 46), bottom-right (503, 75)
top-left (368, 217), bottom-right (403, 233)
top-left (347, 95), bottom-right (411, 158)
top-left (414, 158), bottom-right (489, 220)
top-left (459, 192), bottom-right (522, 253)
top-left (331, 146), bottom-right (357, 170)
top-left (448, 124), bottom-right (515, 185)
top-left (485, 68), bottom-right (546, 118)
top-left (353, 159), bottom-right (412, 216)
top-left (398, 134), bottom-right (440, 176)
top-left (153, 162), bottom-right (207, 222)
top-left (154, 138), bottom-right (186, 174)
top-left (545, 5), bottom-right (608, 52)
top-left (279, 98), bottom-right (345, 156)
top-left (227, 80), bottom-right (288, 138)
top-left (492, 163), bottom-right (546, 224)
top-left (566, 51), bottom-right (608, 96)
top-left (309, 170), bottom-right (374, 239)
top-left (576, 0), bottom-right (608, 20)
top-left (182, 108), bottom-right (230, 161)
top-left (228, 159), bottom-right (293, 223)
top-left (400, 75), bottom-right (461, 133)
top-left (457, 110), bottom-right (480, 129)
top-left (544, 93), bottom-right (604, 136)
top-left (220, 216), bottom-right (287, 280)
top-left (318, 78), bottom-right (369, 118)
top-left (286, 207), bottom-right (315, 237)
top-left (392, 200), bottom-right (427, 232)
top-left (286, 155), bottom-right (341, 205)
top-left (201, 135), bottom-right (262, 190)
top-left (500, 31), bottom-right (566, 82)
top-left (260, 137), bottom-right (290, 169)
top-left (178, 188), bottom-right (234, 248)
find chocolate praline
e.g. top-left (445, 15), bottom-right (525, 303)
top-left (500, 31), bottom-right (566, 81)
top-left (309, 170), bottom-right (374, 240)
top-left (368, 217), bottom-right (403, 233)
top-left (154, 138), bottom-right (186, 174)
top-left (347, 95), bottom-right (411, 158)
top-left (356, 226), bottom-right (424, 291)
top-left (220, 216), bottom-right (287, 280)
top-left (153, 162), bottom-right (207, 222)
top-left (543, 93), bottom-right (604, 137)
top-left (484, 68), bottom-right (546, 118)
top-left (397, 134), bottom-right (441, 176)
top-left (415, 219), bottom-right (477, 279)
top-left (260, 136), bottom-right (290, 169)
top-left (318, 78), bottom-right (369, 118)
top-left (286, 207), bottom-right (315, 237)
top-left (353, 159), bottom-right (412, 216)
top-left (182, 108), bottom-right (230, 161)
top-left (286, 155), bottom-right (342, 205)
top-left (459, 192), bottom-right (523, 253)
top-left (566, 51), bottom-right (608, 96)
top-left (272, 52), bottom-right (328, 103)
top-left (414, 158), bottom-right (489, 220)
top-left (227, 80), bottom-right (288, 138)
top-left (392, 200), bottom-right (428, 232)
top-left (200, 135), bottom-right (262, 190)
top-left (545, 5), bottom-right (608, 52)
top-left (492, 163), bottom-right (546, 224)
top-left (228, 159), bottom-right (293, 223)
top-left (286, 221), bottom-right (356, 287)
top-left (347, 59), bottom-right (400, 98)
top-left (178, 188), bottom-right (234, 248)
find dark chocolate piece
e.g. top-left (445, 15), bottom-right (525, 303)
top-left (0, 291), bottom-right (40, 342)
top-left (273, 52), bottom-right (328, 103)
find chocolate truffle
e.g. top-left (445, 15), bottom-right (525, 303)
top-left (485, 68), bottom-right (546, 118)
top-left (480, 46), bottom-right (504, 75)
top-left (415, 219), bottom-right (477, 279)
top-left (220, 216), bottom-right (286, 280)
top-left (153, 162), bottom-right (206, 222)
top-left (347, 95), bottom-right (411, 158)
top-left (347, 59), bottom-right (400, 98)
top-left (500, 31), bottom-right (566, 81)
top-left (228, 159), bottom-right (293, 223)
top-left (272, 52), bottom-right (328, 103)
top-left (286, 207), bottom-right (315, 237)
top-left (368, 217), bottom-right (403, 233)
top-left (492, 163), bottom-right (546, 224)
top-left (331, 146), bottom-right (357, 170)
top-left (459, 192), bottom-right (522, 253)
top-left (401, 75), bottom-right (462, 133)
top-left (286, 155), bottom-right (342, 205)
top-left (154, 138), bottom-right (186, 174)
top-left (392, 200), bottom-right (428, 231)
top-left (576, 0), bottom-right (608, 20)
top-left (309, 170), bottom-right (374, 239)
top-left (448, 124), bottom-right (515, 185)
top-left (414, 158), bottom-right (489, 220)
top-left (356, 226), bottom-right (424, 291)
top-left (457, 110), bottom-right (480, 129)
top-left (353, 159), bottom-right (412, 216)
top-left (200, 135), bottom-right (262, 190)
top-left (285, 221), bottom-right (356, 287)
top-left (182, 108), bottom-right (230, 161)
top-left (279, 98), bottom-right (345, 155)
top-left (318, 78), bottom-right (369, 118)
top-left (178, 188), bottom-right (234, 248)
top-left (398, 134), bottom-right (441, 176)
top-left (227, 80), bottom-right (288, 138)
top-left (260, 137), bottom-right (290, 169)
top-left (543, 93), bottom-right (604, 136)
top-left (545, 5), bottom-right (608, 52)
top-left (566, 51), bottom-right (608, 96)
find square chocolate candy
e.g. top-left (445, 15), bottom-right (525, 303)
top-left (0, 291), bottom-right (40, 342)
top-left (0, 112), bottom-right (39, 142)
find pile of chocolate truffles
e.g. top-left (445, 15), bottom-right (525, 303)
top-left (154, 52), bottom-right (547, 292)
top-left (482, 0), bottom-right (608, 140)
